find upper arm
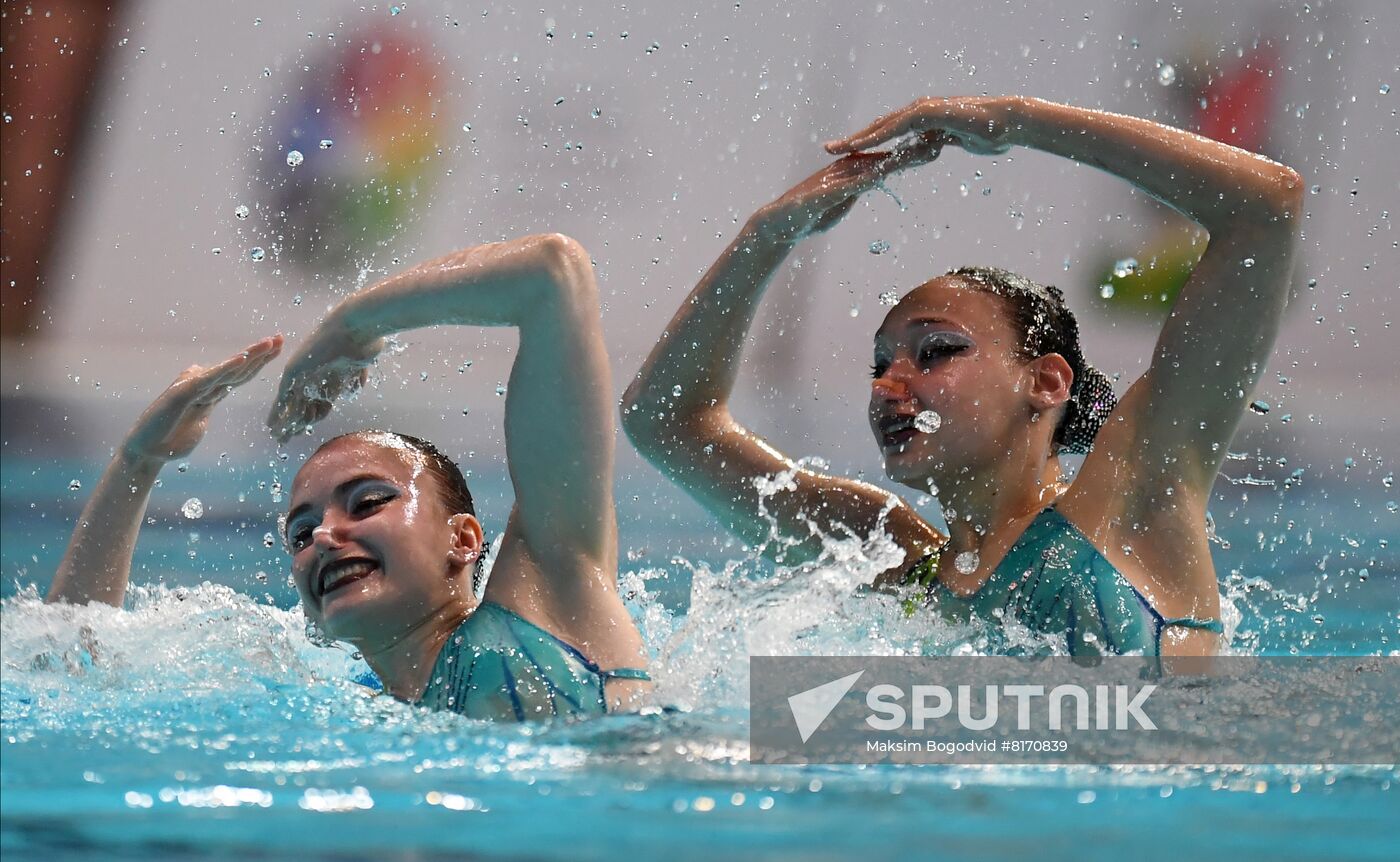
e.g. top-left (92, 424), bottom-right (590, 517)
top-left (1078, 180), bottom-right (1303, 504)
top-left (498, 235), bottom-right (618, 576)
top-left (626, 404), bottom-right (941, 571)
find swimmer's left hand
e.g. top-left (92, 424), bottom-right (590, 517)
top-left (123, 336), bottom-right (284, 463)
top-left (267, 316), bottom-right (385, 443)
top-left (825, 96), bottom-right (1021, 157)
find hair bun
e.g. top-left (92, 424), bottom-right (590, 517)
top-left (1062, 364), bottom-right (1117, 454)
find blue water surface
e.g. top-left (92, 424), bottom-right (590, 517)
top-left (2, 457), bottom-right (1396, 861)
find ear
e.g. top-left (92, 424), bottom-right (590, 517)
top-left (1025, 353), bottom-right (1074, 415)
top-left (445, 513), bottom-right (486, 569)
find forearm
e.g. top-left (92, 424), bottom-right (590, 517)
top-left (47, 451), bottom-right (164, 606)
top-left (1009, 97), bottom-right (1302, 231)
top-left (622, 221), bottom-right (797, 428)
top-left (333, 234), bottom-right (585, 341)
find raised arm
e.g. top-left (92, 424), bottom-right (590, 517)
top-left (828, 97), bottom-right (1304, 503)
top-left (268, 235), bottom-right (616, 588)
top-left (621, 144), bottom-right (944, 572)
top-left (48, 336), bottom-right (283, 606)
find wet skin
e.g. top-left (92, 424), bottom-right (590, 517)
top-left (869, 277), bottom-right (1071, 491)
top-left (286, 435), bottom-right (481, 645)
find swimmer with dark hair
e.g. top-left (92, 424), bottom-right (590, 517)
top-left (49, 234), bottom-right (651, 720)
top-left (621, 97), bottom-right (1303, 657)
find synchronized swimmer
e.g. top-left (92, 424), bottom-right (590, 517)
top-left (622, 96), bottom-right (1302, 658)
top-left (48, 234), bottom-right (650, 721)
top-left (46, 95), bottom-right (1304, 719)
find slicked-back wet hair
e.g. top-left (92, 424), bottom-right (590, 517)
top-left (315, 430), bottom-right (476, 517)
top-left (943, 266), bottom-right (1116, 454)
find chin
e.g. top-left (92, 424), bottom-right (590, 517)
top-left (879, 440), bottom-right (939, 485)
top-left (317, 579), bottom-right (395, 640)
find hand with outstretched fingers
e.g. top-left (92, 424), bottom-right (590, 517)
top-left (267, 316), bottom-right (385, 443)
top-left (825, 96), bottom-right (1019, 158)
top-left (750, 133), bottom-right (946, 244)
top-left (123, 336), bottom-right (284, 463)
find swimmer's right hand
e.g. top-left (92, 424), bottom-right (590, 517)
top-left (267, 315), bottom-right (386, 443)
top-left (748, 135), bottom-right (944, 244)
top-left (122, 336), bottom-right (284, 463)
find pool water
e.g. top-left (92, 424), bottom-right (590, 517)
top-left (2, 461), bottom-right (1396, 861)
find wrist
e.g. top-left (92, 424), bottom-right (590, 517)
top-left (744, 207), bottom-right (804, 247)
top-left (112, 447), bottom-right (168, 478)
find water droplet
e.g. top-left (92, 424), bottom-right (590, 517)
top-left (234, 204), bottom-right (250, 220)
top-left (249, 247), bottom-right (266, 261)
top-left (1381, 84), bottom-right (1391, 95)
top-left (868, 239), bottom-right (891, 255)
top-left (1248, 400), bottom-right (1270, 415)
top-left (254, 571), bottom-right (269, 583)
top-left (495, 383), bottom-right (507, 396)
top-left (68, 479), bottom-right (82, 491)
top-left (1156, 63), bottom-right (1176, 86)
top-left (591, 108), bottom-right (602, 118)
top-left (1382, 474), bottom-right (1394, 489)
top-left (318, 138), bottom-right (333, 150)
top-left (1387, 501), bottom-right (1399, 514)
top-left (954, 551), bottom-right (979, 574)
top-left (1242, 257), bottom-right (1255, 268)
top-left (878, 290), bottom-right (898, 306)
top-left (1112, 257), bottom-right (1138, 278)
top-left (263, 532), bottom-right (277, 548)
top-left (211, 247), bottom-right (222, 255)
top-left (1099, 283), bottom-right (1116, 299)
top-left (848, 305), bottom-right (860, 318)
top-left (914, 410), bottom-right (942, 434)
top-left (389, 4), bottom-right (404, 16)
top-left (181, 498), bottom-right (205, 519)
top-left (286, 150), bottom-right (304, 167)
top-left (671, 385), bottom-right (683, 397)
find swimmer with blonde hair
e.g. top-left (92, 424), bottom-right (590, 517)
top-left (49, 234), bottom-right (650, 720)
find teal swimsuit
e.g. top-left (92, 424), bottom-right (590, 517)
top-left (906, 507), bottom-right (1223, 656)
top-left (416, 602), bottom-right (651, 721)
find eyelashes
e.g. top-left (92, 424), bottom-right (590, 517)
top-left (870, 343), bottom-right (968, 378)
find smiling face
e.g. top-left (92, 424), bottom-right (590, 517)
top-left (868, 276), bottom-right (1069, 490)
top-left (285, 433), bottom-right (481, 644)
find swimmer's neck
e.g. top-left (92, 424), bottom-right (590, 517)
top-left (928, 451), bottom-right (1066, 557)
top-left (355, 599), bottom-right (473, 701)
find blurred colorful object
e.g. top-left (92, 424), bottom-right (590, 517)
top-left (261, 28), bottom-right (450, 271)
top-left (1096, 44), bottom-right (1280, 317)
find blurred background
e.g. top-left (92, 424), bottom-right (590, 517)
top-left (2, 0), bottom-right (1395, 609)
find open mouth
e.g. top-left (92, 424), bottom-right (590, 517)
top-left (317, 557), bottom-right (379, 601)
top-left (877, 414), bottom-right (919, 449)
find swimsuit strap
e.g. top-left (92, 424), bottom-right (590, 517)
top-left (1159, 616), bottom-right (1224, 634)
top-left (598, 667), bottom-right (652, 682)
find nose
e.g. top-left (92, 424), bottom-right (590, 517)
top-left (871, 363), bottom-right (913, 401)
top-left (312, 517), bottom-right (346, 552)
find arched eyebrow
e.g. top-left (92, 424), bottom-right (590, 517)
top-left (874, 316), bottom-right (964, 345)
top-left (285, 473), bottom-right (393, 526)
